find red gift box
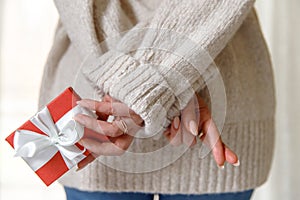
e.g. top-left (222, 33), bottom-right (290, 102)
top-left (5, 87), bottom-right (108, 186)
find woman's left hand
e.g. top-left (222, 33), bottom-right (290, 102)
top-left (163, 93), bottom-right (240, 169)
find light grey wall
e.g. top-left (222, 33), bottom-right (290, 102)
top-left (0, 0), bottom-right (3, 103)
top-left (254, 1), bottom-right (300, 200)
top-left (0, 0), bottom-right (3, 82)
top-left (0, 0), bottom-right (3, 194)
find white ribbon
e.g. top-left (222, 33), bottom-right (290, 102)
top-left (13, 105), bottom-right (95, 171)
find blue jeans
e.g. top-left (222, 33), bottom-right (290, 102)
top-left (64, 187), bottom-right (254, 200)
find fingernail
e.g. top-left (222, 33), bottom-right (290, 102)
top-left (189, 120), bottom-right (198, 136)
top-left (173, 116), bottom-right (180, 130)
top-left (233, 160), bottom-right (240, 167)
top-left (218, 164), bottom-right (225, 170)
top-left (198, 131), bottom-right (204, 138)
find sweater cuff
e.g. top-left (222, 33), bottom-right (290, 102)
top-left (82, 50), bottom-right (216, 136)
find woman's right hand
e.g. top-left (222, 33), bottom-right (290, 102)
top-left (164, 93), bottom-right (240, 168)
top-left (75, 95), bottom-right (144, 171)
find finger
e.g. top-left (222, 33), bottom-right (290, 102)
top-left (201, 118), bottom-right (226, 168)
top-left (182, 95), bottom-right (200, 136)
top-left (181, 123), bottom-right (197, 147)
top-left (79, 134), bottom-right (132, 156)
top-left (103, 94), bottom-right (121, 103)
top-left (181, 95), bottom-right (198, 146)
top-left (195, 94), bottom-right (226, 167)
top-left (163, 127), bottom-right (171, 137)
top-left (74, 114), bottom-right (124, 137)
top-left (117, 117), bottom-right (144, 137)
top-left (98, 95), bottom-right (114, 120)
top-left (82, 127), bottom-right (110, 142)
top-left (78, 99), bottom-right (144, 125)
top-left (168, 116), bottom-right (183, 146)
top-left (76, 154), bottom-right (95, 171)
top-left (196, 93), bottom-right (211, 128)
top-left (77, 99), bottom-right (135, 118)
top-left (115, 113), bottom-right (144, 129)
top-left (103, 94), bottom-right (113, 102)
top-left (212, 139), bottom-right (225, 169)
top-left (112, 134), bottom-right (134, 152)
top-left (224, 145), bottom-right (240, 166)
top-left (163, 127), bottom-right (171, 141)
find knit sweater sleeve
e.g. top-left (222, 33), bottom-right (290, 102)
top-left (82, 0), bottom-right (255, 135)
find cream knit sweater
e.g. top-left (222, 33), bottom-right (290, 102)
top-left (39, 0), bottom-right (276, 194)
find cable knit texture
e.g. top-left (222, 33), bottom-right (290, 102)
top-left (38, 0), bottom-right (276, 194)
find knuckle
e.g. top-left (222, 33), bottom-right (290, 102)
top-left (110, 123), bottom-right (123, 136)
top-left (95, 102), bottom-right (102, 111)
top-left (84, 117), bottom-right (93, 128)
top-left (113, 144), bottom-right (126, 155)
top-left (129, 109), bottom-right (137, 116)
top-left (110, 102), bottom-right (116, 114)
top-left (114, 140), bottom-right (123, 149)
top-left (133, 115), bottom-right (143, 125)
top-left (114, 140), bottom-right (129, 151)
top-left (95, 121), bottom-right (104, 133)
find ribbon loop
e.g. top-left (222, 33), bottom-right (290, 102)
top-left (56, 119), bottom-right (84, 146)
top-left (14, 105), bottom-right (89, 168)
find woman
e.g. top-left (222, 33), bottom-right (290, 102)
top-left (39, 0), bottom-right (275, 199)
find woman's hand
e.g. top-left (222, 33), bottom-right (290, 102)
top-left (164, 93), bottom-right (240, 168)
top-left (75, 95), bottom-right (144, 171)
top-left (75, 93), bottom-right (238, 170)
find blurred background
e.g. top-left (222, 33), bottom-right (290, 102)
top-left (0, 0), bottom-right (299, 199)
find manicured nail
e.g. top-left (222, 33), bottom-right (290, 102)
top-left (198, 131), bottom-right (204, 138)
top-left (233, 160), bottom-right (240, 167)
top-left (218, 164), bottom-right (225, 170)
top-left (173, 116), bottom-right (180, 129)
top-left (189, 120), bottom-right (198, 136)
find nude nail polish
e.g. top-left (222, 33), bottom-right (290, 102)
top-left (189, 120), bottom-right (198, 136)
top-left (233, 160), bottom-right (240, 167)
top-left (218, 164), bottom-right (225, 170)
top-left (173, 116), bottom-right (180, 129)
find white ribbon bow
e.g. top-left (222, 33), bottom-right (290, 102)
top-left (13, 105), bottom-right (93, 171)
